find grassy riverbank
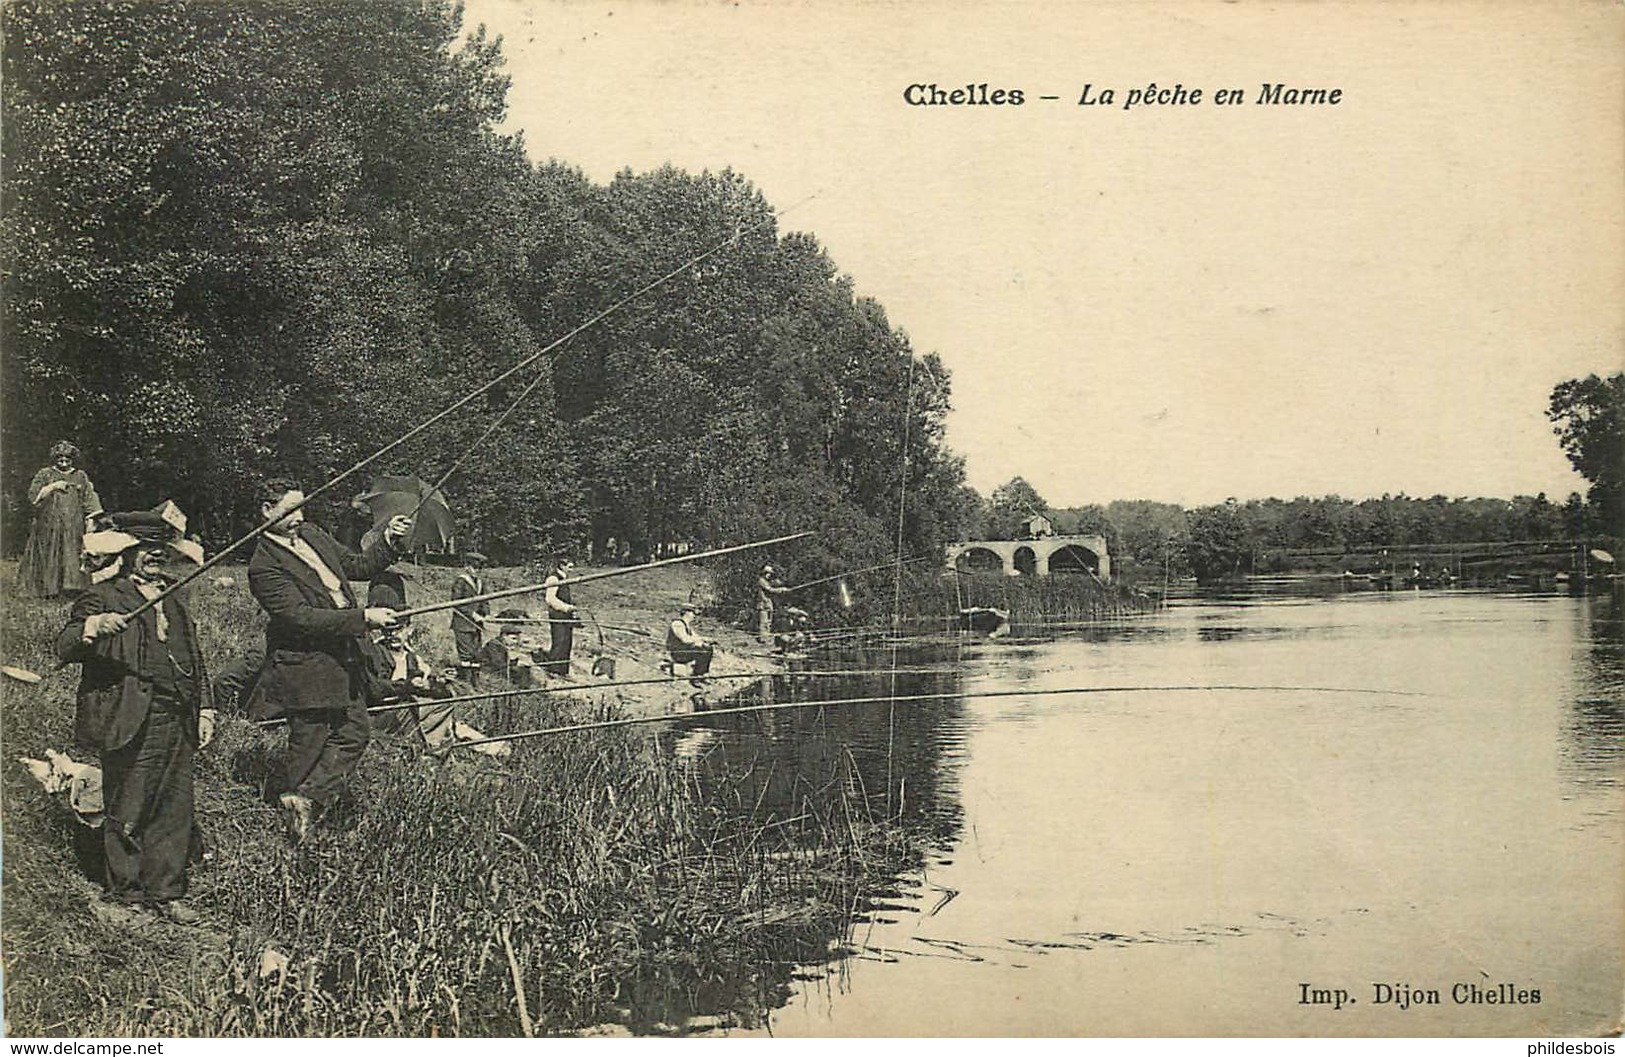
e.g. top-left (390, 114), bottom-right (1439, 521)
top-left (0, 560), bottom-right (913, 1037)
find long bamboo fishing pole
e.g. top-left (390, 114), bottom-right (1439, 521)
top-left (361, 665), bottom-right (958, 716)
top-left (255, 666), bottom-right (959, 726)
top-left (433, 682), bottom-right (1428, 753)
top-left (392, 532), bottom-right (813, 620)
top-left (126, 202), bottom-right (812, 621)
top-left (394, 365), bottom-right (552, 538)
top-left (484, 616), bottom-right (652, 635)
top-left (783, 556), bottom-right (931, 594)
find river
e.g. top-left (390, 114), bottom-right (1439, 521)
top-left (665, 587), bottom-right (1623, 1036)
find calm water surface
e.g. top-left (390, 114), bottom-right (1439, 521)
top-left (675, 589), bottom-right (1623, 1036)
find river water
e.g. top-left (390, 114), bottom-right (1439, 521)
top-left (670, 587), bottom-right (1623, 1036)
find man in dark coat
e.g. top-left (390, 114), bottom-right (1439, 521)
top-left (449, 554), bottom-right (488, 684)
top-left (57, 509), bottom-right (208, 923)
top-left (244, 478), bottom-right (408, 842)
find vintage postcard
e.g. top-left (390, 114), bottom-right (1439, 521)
top-left (2, 0), bottom-right (1620, 1041)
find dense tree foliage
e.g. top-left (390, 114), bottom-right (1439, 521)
top-left (2, 1), bottom-right (966, 576)
top-left (1548, 373), bottom-right (1624, 537)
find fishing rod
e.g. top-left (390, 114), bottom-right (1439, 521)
top-left (394, 366), bottom-right (553, 540)
top-left (433, 682), bottom-right (1428, 753)
top-left (392, 532), bottom-right (813, 620)
top-left (484, 616), bottom-right (652, 636)
top-left (391, 196), bottom-right (817, 538)
top-left (124, 201), bottom-right (812, 621)
top-left (783, 556), bottom-right (931, 594)
top-left (254, 666), bottom-right (961, 726)
top-left (400, 196), bottom-right (824, 533)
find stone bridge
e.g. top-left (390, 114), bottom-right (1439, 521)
top-left (944, 534), bottom-right (1111, 580)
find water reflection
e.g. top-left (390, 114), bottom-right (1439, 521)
top-left (651, 589), bottom-right (1624, 1036)
top-left (1560, 598), bottom-right (1625, 790)
top-left (668, 656), bottom-right (969, 850)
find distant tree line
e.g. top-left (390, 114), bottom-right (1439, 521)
top-left (957, 371), bottom-right (1622, 584)
top-left (959, 487), bottom-right (1594, 583)
top-left (1, 0), bottom-right (967, 578)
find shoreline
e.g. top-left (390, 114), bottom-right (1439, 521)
top-left (379, 559), bottom-right (788, 725)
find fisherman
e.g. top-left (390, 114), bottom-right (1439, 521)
top-left (755, 563), bottom-right (790, 643)
top-left (57, 507), bottom-right (208, 923)
top-left (476, 608), bottom-right (541, 689)
top-left (244, 477), bottom-right (410, 843)
top-left (773, 605), bottom-right (813, 654)
top-left (666, 603), bottom-right (715, 685)
top-left (365, 575), bottom-right (508, 757)
top-left (541, 556), bottom-right (581, 677)
top-left (450, 553), bottom-right (489, 686)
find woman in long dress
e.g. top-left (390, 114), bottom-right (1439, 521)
top-left (19, 440), bottom-right (103, 598)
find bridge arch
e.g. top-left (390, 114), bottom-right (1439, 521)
top-left (943, 534), bottom-right (1112, 581)
top-left (951, 545), bottom-right (1007, 574)
top-left (1047, 543), bottom-right (1101, 575)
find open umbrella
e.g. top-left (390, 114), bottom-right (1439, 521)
top-left (353, 475), bottom-right (455, 553)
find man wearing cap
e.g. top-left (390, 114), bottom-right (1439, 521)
top-left (756, 564), bottom-right (790, 643)
top-left (245, 477), bottom-right (410, 842)
top-left (476, 608), bottom-right (542, 689)
top-left (56, 508), bottom-right (208, 923)
top-left (450, 554), bottom-right (489, 685)
top-left (666, 603), bottom-right (714, 685)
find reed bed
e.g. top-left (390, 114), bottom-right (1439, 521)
top-left (809, 563), bottom-right (1153, 645)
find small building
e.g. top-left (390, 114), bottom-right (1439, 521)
top-left (1021, 513), bottom-right (1054, 539)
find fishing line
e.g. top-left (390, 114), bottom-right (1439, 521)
top-left (398, 366), bottom-right (552, 538)
top-left (485, 616), bottom-right (652, 636)
top-left (431, 682), bottom-right (1431, 754)
top-left (783, 557), bottom-right (931, 594)
top-left (392, 532), bottom-right (812, 620)
top-left (126, 196), bottom-right (817, 620)
top-left (884, 352), bottom-right (917, 816)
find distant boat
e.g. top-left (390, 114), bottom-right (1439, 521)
top-left (956, 607), bottom-right (1011, 638)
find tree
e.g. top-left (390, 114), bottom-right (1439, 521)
top-left (1548, 373), bottom-right (1625, 536)
top-left (987, 476), bottom-right (1048, 539)
top-left (1, 0), bottom-right (551, 546)
top-left (1186, 500), bottom-right (1246, 583)
top-left (2, 3), bottom-right (971, 577)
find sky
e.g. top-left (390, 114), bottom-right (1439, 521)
top-left (459, 0), bottom-right (1622, 508)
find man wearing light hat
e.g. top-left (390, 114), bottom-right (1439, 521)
top-left (666, 603), bottom-right (714, 684)
top-left (56, 505), bottom-right (208, 924)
